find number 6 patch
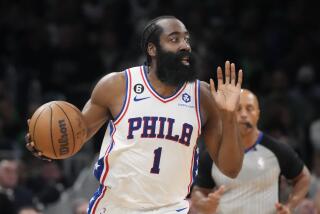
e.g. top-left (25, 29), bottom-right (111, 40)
top-left (134, 84), bottom-right (144, 94)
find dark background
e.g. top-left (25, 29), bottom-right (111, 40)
top-left (0, 0), bottom-right (320, 213)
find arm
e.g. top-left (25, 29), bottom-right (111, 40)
top-left (26, 71), bottom-right (126, 158)
top-left (201, 61), bottom-right (244, 178)
top-left (286, 166), bottom-right (311, 209)
top-left (276, 166), bottom-right (311, 213)
top-left (268, 136), bottom-right (311, 214)
top-left (81, 72), bottom-right (126, 142)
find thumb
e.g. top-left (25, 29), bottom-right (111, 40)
top-left (275, 202), bottom-right (283, 210)
top-left (216, 185), bottom-right (225, 195)
top-left (211, 185), bottom-right (225, 196)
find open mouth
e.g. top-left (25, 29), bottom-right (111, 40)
top-left (181, 56), bottom-right (190, 65)
top-left (239, 122), bottom-right (252, 128)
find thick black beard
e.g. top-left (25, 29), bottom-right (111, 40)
top-left (155, 47), bottom-right (197, 86)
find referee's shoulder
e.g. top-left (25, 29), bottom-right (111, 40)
top-left (259, 132), bottom-right (296, 153)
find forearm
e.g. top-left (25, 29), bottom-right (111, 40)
top-left (82, 100), bottom-right (109, 142)
top-left (217, 111), bottom-right (243, 178)
top-left (286, 167), bottom-right (311, 210)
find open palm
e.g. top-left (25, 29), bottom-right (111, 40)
top-left (210, 61), bottom-right (243, 112)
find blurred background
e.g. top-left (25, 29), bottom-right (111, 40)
top-left (0, 0), bottom-right (320, 213)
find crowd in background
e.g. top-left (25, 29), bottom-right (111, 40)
top-left (1, 0), bottom-right (320, 213)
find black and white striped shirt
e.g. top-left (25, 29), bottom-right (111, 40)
top-left (195, 132), bottom-right (304, 214)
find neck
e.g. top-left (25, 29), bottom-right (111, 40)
top-left (241, 128), bottom-right (260, 150)
top-left (147, 64), bottom-right (182, 97)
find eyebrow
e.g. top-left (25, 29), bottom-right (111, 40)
top-left (167, 31), bottom-right (190, 37)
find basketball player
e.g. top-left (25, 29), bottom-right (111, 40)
top-left (191, 89), bottom-right (311, 214)
top-left (26, 16), bottom-right (244, 213)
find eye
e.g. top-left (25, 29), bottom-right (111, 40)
top-left (169, 36), bottom-right (179, 43)
top-left (185, 37), bottom-right (190, 44)
top-left (246, 106), bottom-right (254, 112)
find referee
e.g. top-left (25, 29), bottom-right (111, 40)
top-left (191, 89), bottom-right (310, 214)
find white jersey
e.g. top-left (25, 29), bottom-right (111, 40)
top-left (89, 66), bottom-right (201, 212)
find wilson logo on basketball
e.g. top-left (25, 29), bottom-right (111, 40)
top-left (58, 119), bottom-right (69, 155)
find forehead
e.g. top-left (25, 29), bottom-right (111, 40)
top-left (156, 18), bottom-right (188, 35)
top-left (240, 91), bottom-right (258, 106)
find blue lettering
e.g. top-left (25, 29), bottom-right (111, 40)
top-left (141, 116), bottom-right (158, 138)
top-left (157, 117), bottom-right (166, 139)
top-left (165, 118), bottom-right (179, 142)
top-left (126, 117), bottom-right (193, 147)
top-left (127, 117), bottom-right (142, 139)
top-left (179, 123), bottom-right (193, 146)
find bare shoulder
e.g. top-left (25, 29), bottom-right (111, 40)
top-left (199, 81), bottom-right (211, 95)
top-left (91, 71), bottom-right (126, 107)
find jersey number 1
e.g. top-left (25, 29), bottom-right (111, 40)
top-left (150, 147), bottom-right (162, 174)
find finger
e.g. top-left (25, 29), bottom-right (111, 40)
top-left (25, 133), bottom-right (31, 143)
top-left (275, 203), bottom-right (283, 210)
top-left (208, 186), bottom-right (225, 199)
top-left (231, 63), bottom-right (236, 85)
top-left (26, 142), bottom-right (35, 152)
top-left (236, 69), bottom-right (243, 88)
top-left (215, 185), bottom-right (225, 195)
top-left (27, 119), bottom-right (30, 126)
top-left (26, 143), bottom-right (33, 152)
top-left (217, 66), bottom-right (223, 87)
top-left (38, 153), bottom-right (52, 162)
top-left (207, 193), bottom-right (221, 201)
top-left (225, 61), bottom-right (230, 84)
top-left (210, 78), bottom-right (216, 96)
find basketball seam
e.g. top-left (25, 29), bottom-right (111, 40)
top-left (54, 102), bottom-right (76, 155)
top-left (32, 107), bottom-right (48, 151)
top-left (49, 105), bottom-right (58, 158)
top-left (63, 102), bottom-right (81, 114)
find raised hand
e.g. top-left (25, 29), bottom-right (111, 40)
top-left (25, 119), bottom-right (52, 162)
top-left (210, 61), bottom-right (243, 112)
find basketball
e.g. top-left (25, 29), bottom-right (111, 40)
top-left (28, 101), bottom-right (87, 159)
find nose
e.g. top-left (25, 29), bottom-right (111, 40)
top-left (239, 108), bottom-right (247, 119)
top-left (180, 39), bottom-right (191, 52)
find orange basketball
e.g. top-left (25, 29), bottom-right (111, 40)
top-left (29, 101), bottom-right (87, 159)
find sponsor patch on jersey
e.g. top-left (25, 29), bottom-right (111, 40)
top-left (182, 93), bottom-right (191, 103)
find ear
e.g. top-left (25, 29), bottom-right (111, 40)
top-left (147, 43), bottom-right (157, 57)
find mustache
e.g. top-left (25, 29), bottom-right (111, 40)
top-left (176, 50), bottom-right (193, 60)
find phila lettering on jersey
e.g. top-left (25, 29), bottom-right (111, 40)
top-left (91, 66), bottom-right (202, 210)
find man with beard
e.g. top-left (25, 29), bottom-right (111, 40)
top-left (191, 89), bottom-right (311, 214)
top-left (26, 16), bottom-right (244, 214)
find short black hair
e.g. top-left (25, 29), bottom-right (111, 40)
top-left (141, 15), bottom-right (177, 65)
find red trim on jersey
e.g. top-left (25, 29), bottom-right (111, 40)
top-left (187, 145), bottom-right (197, 193)
top-left (101, 123), bottom-right (116, 184)
top-left (91, 186), bottom-right (107, 214)
top-left (140, 66), bottom-right (187, 103)
top-left (195, 80), bottom-right (201, 136)
top-left (114, 69), bottom-right (132, 125)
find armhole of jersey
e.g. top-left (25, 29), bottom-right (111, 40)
top-left (113, 69), bottom-right (131, 124)
top-left (195, 80), bottom-right (202, 135)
